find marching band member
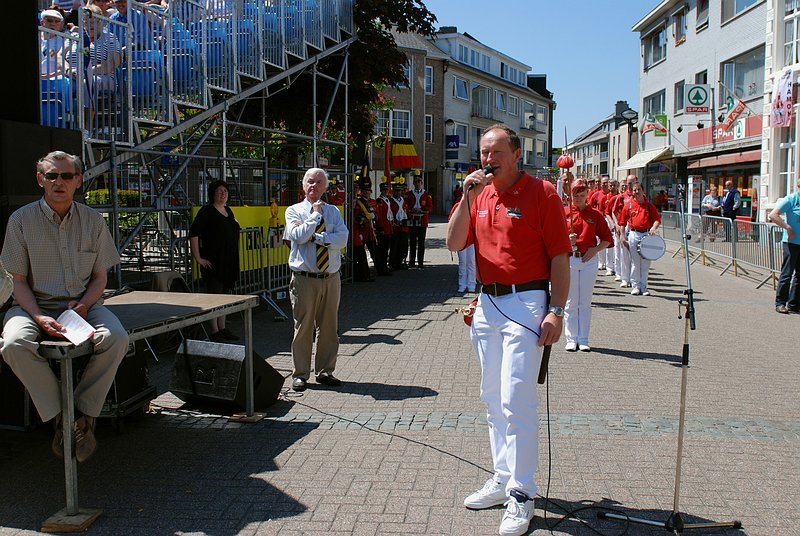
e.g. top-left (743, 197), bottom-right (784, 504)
top-left (563, 178), bottom-right (613, 352)
top-left (611, 175), bottom-right (638, 287)
top-left (389, 180), bottom-right (410, 270)
top-left (405, 173), bottom-right (433, 269)
top-left (352, 180), bottom-right (376, 282)
top-left (448, 199), bottom-right (476, 293)
top-left (374, 181), bottom-right (394, 276)
top-left (604, 179), bottom-right (620, 276)
top-left (619, 183), bottom-right (661, 296)
top-left (447, 125), bottom-right (570, 536)
top-left (590, 176), bottom-right (611, 273)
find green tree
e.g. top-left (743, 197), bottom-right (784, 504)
top-left (238, 0), bottom-right (436, 166)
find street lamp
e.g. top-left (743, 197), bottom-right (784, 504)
top-left (620, 108), bottom-right (638, 161)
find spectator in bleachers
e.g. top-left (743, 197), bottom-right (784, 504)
top-left (39, 8), bottom-right (75, 79)
top-left (87, 0), bottom-right (117, 17)
top-left (109, 0), bottom-right (155, 50)
top-left (68, 5), bottom-right (122, 124)
top-left (52, 0), bottom-right (81, 26)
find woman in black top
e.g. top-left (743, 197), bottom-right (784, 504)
top-left (189, 180), bottom-right (241, 341)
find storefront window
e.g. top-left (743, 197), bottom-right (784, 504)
top-left (702, 166), bottom-right (760, 220)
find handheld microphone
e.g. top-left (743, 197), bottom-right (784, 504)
top-left (467, 166), bottom-right (495, 191)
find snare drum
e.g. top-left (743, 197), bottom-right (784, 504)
top-left (637, 234), bottom-right (666, 261)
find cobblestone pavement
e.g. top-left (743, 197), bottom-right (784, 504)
top-left (1, 218), bottom-right (798, 535)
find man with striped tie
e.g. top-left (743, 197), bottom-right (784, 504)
top-left (284, 168), bottom-right (350, 392)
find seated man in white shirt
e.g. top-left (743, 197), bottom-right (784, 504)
top-left (283, 168), bottom-right (349, 392)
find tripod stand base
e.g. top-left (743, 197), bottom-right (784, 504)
top-left (598, 511), bottom-right (742, 532)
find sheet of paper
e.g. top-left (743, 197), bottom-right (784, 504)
top-left (56, 308), bottom-right (95, 346)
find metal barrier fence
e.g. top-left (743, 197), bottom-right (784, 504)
top-left (661, 211), bottom-right (784, 288)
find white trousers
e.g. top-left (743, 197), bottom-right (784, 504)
top-left (565, 255), bottom-right (598, 345)
top-left (470, 289), bottom-right (546, 498)
top-left (457, 245), bottom-right (476, 291)
top-left (628, 230), bottom-right (651, 292)
top-left (618, 227), bottom-right (631, 283)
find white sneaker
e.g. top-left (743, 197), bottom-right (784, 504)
top-left (620, 281), bottom-right (629, 288)
top-left (598, 264), bottom-right (606, 270)
top-left (631, 288), bottom-right (641, 295)
top-left (614, 275), bottom-right (621, 281)
top-left (605, 270), bottom-right (614, 276)
top-left (579, 344), bottom-right (591, 352)
top-left (642, 290), bottom-right (651, 296)
top-left (565, 342), bottom-right (578, 352)
top-left (499, 492), bottom-right (536, 536)
top-left (464, 478), bottom-right (507, 509)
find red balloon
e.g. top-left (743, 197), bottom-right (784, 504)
top-left (556, 153), bottom-right (574, 169)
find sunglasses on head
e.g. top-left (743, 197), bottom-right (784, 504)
top-left (42, 172), bottom-right (78, 182)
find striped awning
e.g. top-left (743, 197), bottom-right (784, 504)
top-left (390, 138), bottom-right (422, 169)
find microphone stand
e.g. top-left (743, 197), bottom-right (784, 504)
top-left (598, 185), bottom-right (742, 533)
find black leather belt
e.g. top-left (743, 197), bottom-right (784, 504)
top-left (295, 270), bottom-right (335, 279)
top-left (480, 280), bottom-right (549, 297)
top-left (569, 251), bottom-right (584, 257)
top-left (631, 228), bottom-right (649, 233)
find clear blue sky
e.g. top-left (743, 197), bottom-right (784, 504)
top-left (421, 0), bottom-right (659, 147)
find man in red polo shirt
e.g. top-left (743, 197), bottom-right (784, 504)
top-left (589, 176), bottom-right (611, 272)
top-left (447, 124), bottom-right (570, 536)
top-left (619, 183), bottom-right (661, 296)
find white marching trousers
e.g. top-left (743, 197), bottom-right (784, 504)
top-left (565, 255), bottom-right (598, 345)
top-left (457, 245), bottom-right (476, 291)
top-left (470, 289), bottom-right (546, 499)
top-left (628, 230), bottom-right (652, 292)
top-left (618, 227), bottom-right (631, 283)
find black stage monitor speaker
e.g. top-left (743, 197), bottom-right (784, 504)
top-left (170, 340), bottom-right (284, 410)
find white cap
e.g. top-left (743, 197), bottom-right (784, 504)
top-left (41, 9), bottom-right (64, 21)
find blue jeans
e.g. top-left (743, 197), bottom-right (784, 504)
top-left (776, 242), bottom-right (800, 309)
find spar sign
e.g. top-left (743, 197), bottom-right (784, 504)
top-left (685, 84), bottom-right (710, 114)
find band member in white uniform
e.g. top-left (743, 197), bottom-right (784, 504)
top-left (619, 183), bottom-right (661, 296)
top-left (563, 178), bottom-right (613, 352)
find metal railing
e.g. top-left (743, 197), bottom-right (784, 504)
top-left (36, 0), bottom-right (354, 136)
top-left (660, 211), bottom-right (784, 288)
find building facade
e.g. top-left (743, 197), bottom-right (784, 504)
top-left (568, 101), bottom-right (638, 180)
top-left (430, 27), bottom-right (555, 209)
top-left (762, 0), bottom-right (800, 219)
top-left (371, 31), bottom-right (448, 212)
top-left (632, 0), bottom-right (767, 218)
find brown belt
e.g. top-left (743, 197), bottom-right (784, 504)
top-left (295, 270), bottom-right (336, 279)
top-left (480, 280), bottom-right (549, 297)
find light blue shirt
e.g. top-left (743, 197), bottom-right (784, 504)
top-left (775, 192), bottom-right (800, 245)
top-left (283, 200), bottom-right (349, 273)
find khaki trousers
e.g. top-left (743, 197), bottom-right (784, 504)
top-left (289, 272), bottom-right (341, 379)
top-left (1, 304), bottom-right (129, 422)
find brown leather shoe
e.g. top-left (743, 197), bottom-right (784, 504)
top-left (74, 415), bottom-right (97, 464)
top-left (51, 414), bottom-right (64, 459)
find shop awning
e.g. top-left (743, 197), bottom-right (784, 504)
top-left (617, 146), bottom-right (672, 171)
top-left (390, 138), bottom-right (423, 169)
top-left (687, 149), bottom-right (761, 169)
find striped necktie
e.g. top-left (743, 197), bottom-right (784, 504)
top-left (316, 218), bottom-right (329, 272)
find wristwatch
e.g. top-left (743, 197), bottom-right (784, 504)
top-left (547, 306), bottom-right (565, 318)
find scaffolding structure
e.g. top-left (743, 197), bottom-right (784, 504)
top-left (37, 0), bottom-right (356, 291)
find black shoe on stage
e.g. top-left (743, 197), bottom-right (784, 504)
top-left (316, 373), bottom-right (342, 387)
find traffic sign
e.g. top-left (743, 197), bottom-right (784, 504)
top-left (685, 84), bottom-right (710, 113)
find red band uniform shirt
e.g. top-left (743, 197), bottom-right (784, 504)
top-left (563, 204), bottom-right (613, 347)
top-left (618, 197), bottom-right (661, 294)
top-left (404, 187), bottom-right (433, 268)
top-left (465, 173), bottom-right (571, 499)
